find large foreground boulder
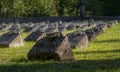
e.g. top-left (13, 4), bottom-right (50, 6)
top-left (27, 32), bottom-right (74, 61)
top-left (67, 30), bottom-right (88, 49)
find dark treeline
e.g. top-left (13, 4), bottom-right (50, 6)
top-left (0, 0), bottom-right (120, 18)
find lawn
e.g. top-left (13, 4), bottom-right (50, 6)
top-left (0, 23), bottom-right (120, 72)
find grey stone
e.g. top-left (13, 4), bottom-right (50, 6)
top-left (58, 27), bottom-right (67, 36)
top-left (88, 19), bottom-right (95, 25)
top-left (27, 32), bottom-right (74, 61)
top-left (67, 30), bottom-right (88, 49)
top-left (92, 27), bottom-right (104, 36)
top-left (23, 26), bottom-right (35, 33)
top-left (66, 24), bottom-right (76, 30)
top-left (85, 26), bottom-right (103, 41)
top-left (0, 32), bottom-right (24, 48)
top-left (96, 24), bottom-right (107, 30)
top-left (25, 30), bottom-right (46, 42)
top-left (80, 24), bottom-right (89, 29)
top-left (45, 27), bottom-right (59, 34)
top-left (85, 29), bottom-right (97, 41)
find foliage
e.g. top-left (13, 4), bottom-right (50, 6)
top-left (1, 0), bottom-right (120, 17)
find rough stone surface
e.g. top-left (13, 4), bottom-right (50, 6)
top-left (25, 30), bottom-right (46, 42)
top-left (0, 32), bottom-right (24, 48)
top-left (66, 24), bottom-right (76, 30)
top-left (67, 30), bottom-right (88, 49)
top-left (96, 24), bottom-right (107, 30)
top-left (92, 26), bottom-right (104, 36)
top-left (27, 32), bottom-right (74, 61)
top-left (45, 27), bottom-right (59, 34)
top-left (58, 27), bottom-right (67, 36)
top-left (85, 29), bottom-right (97, 41)
top-left (24, 26), bottom-right (35, 33)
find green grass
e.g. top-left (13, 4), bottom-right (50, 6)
top-left (0, 23), bottom-right (120, 72)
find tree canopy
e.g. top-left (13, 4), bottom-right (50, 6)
top-left (0, 0), bottom-right (120, 18)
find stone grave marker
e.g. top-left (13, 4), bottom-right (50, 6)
top-left (58, 27), bottom-right (67, 36)
top-left (67, 30), bottom-right (88, 49)
top-left (66, 24), bottom-right (76, 30)
top-left (25, 30), bottom-right (46, 42)
top-left (92, 26), bottom-right (104, 37)
top-left (107, 21), bottom-right (117, 28)
top-left (27, 32), bottom-right (74, 61)
top-left (96, 24), bottom-right (107, 30)
top-left (37, 24), bottom-right (48, 32)
top-left (85, 29), bottom-right (97, 41)
top-left (88, 19), bottom-right (95, 24)
top-left (45, 27), bottom-right (59, 34)
top-left (23, 22), bottom-right (36, 33)
top-left (0, 31), bottom-right (24, 48)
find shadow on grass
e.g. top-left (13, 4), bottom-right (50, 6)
top-left (75, 49), bottom-right (120, 54)
top-left (0, 58), bottom-right (120, 72)
top-left (95, 39), bottom-right (120, 43)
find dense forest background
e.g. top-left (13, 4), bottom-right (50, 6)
top-left (0, 0), bottom-right (120, 18)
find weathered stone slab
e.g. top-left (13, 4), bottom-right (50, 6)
top-left (48, 23), bottom-right (58, 28)
top-left (88, 19), bottom-right (95, 25)
top-left (85, 29), bottom-right (97, 41)
top-left (36, 24), bottom-right (48, 32)
top-left (114, 20), bottom-right (118, 24)
top-left (45, 27), bottom-right (59, 34)
top-left (67, 30), bottom-right (88, 49)
top-left (75, 24), bottom-right (81, 30)
top-left (27, 32), bottom-right (74, 61)
top-left (80, 24), bottom-right (89, 29)
top-left (25, 30), bottom-right (46, 42)
top-left (58, 27), bottom-right (67, 36)
top-left (96, 24), bottom-right (107, 30)
top-left (0, 24), bottom-right (9, 32)
top-left (107, 22), bottom-right (115, 28)
top-left (66, 24), bottom-right (76, 30)
top-left (0, 32), bottom-right (24, 48)
top-left (92, 27), bottom-right (104, 37)
top-left (23, 26), bottom-right (35, 33)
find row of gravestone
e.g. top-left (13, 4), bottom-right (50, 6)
top-left (0, 19), bottom-right (118, 61)
top-left (20, 19), bottom-right (95, 34)
top-left (24, 19), bottom-right (96, 42)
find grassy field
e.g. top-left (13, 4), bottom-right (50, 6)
top-left (0, 23), bottom-right (120, 72)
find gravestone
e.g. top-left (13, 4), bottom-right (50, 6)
top-left (23, 26), bottom-right (35, 33)
top-left (23, 22), bottom-right (36, 33)
top-left (37, 24), bottom-right (48, 32)
top-left (66, 24), bottom-right (76, 30)
top-left (25, 30), bottom-right (46, 42)
top-left (88, 19), bottom-right (96, 27)
top-left (107, 23), bottom-right (112, 28)
top-left (107, 21), bottom-right (115, 28)
top-left (58, 27), bottom-right (67, 36)
top-left (0, 24), bottom-right (8, 32)
top-left (85, 29), bottom-right (97, 41)
top-left (27, 32), bottom-right (74, 61)
top-left (92, 27), bottom-right (104, 37)
top-left (96, 24), bottom-right (107, 30)
top-left (75, 24), bottom-right (81, 30)
top-left (67, 30), bottom-right (88, 49)
top-left (114, 20), bottom-right (118, 24)
top-left (45, 27), bottom-right (59, 34)
top-left (0, 31), bottom-right (24, 48)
